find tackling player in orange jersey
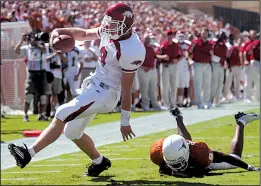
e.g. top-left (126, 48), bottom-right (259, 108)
top-left (150, 108), bottom-right (260, 178)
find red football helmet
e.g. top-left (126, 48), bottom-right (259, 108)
top-left (101, 3), bottom-right (134, 40)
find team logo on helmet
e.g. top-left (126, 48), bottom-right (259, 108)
top-left (131, 60), bottom-right (142, 66)
top-left (123, 11), bottom-right (133, 18)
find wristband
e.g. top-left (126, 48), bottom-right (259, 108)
top-left (121, 109), bottom-right (130, 126)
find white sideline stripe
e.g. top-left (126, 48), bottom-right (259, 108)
top-left (129, 143), bottom-right (150, 146)
top-left (69, 153), bottom-right (121, 157)
top-left (2, 170), bottom-right (60, 174)
top-left (47, 159), bottom-right (82, 162)
top-left (110, 158), bottom-right (149, 160)
top-left (192, 136), bottom-right (258, 139)
top-left (31, 164), bottom-right (82, 167)
top-left (245, 154), bottom-right (260, 158)
top-left (2, 178), bottom-right (38, 181)
top-left (101, 149), bottom-right (134, 152)
top-left (47, 157), bottom-right (149, 162)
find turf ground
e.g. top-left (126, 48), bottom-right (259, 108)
top-left (1, 109), bottom-right (260, 185)
top-left (1, 111), bottom-right (159, 142)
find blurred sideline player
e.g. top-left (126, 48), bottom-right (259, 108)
top-left (175, 30), bottom-right (191, 107)
top-left (8, 3), bottom-right (146, 177)
top-left (150, 108), bottom-right (260, 178)
top-left (64, 46), bottom-right (83, 102)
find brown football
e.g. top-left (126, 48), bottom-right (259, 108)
top-left (52, 35), bottom-right (75, 53)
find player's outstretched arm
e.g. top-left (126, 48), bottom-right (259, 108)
top-left (50, 27), bottom-right (100, 45)
top-left (169, 108), bottom-right (192, 140)
top-left (120, 71), bottom-right (136, 141)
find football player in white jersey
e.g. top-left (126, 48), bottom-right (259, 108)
top-left (8, 3), bottom-right (146, 177)
top-left (63, 46), bottom-right (83, 102)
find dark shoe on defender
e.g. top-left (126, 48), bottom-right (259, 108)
top-left (84, 157), bottom-right (111, 177)
top-left (8, 143), bottom-right (32, 168)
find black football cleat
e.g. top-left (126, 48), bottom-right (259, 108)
top-left (84, 157), bottom-right (111, 177)
top-left (8, 143), bottom-right (32, 168)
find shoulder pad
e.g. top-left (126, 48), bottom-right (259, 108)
top-left (172, 38), bottom-right (179, 43)
top-left (184, 40), bottom-right (191, 45)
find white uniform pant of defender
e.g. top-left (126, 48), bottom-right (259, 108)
top-left (161, 64), bottom-right (179, 108)
top-left (207, 154), bottom-right (240, 170)
top-left (178, 58), bottom-right (190, 88)
top-left (211, 62), bottom-right (225, 105)
top-left (245, 60), bottom-right (260, 101)
top-left (63, 76), bottom-right (79, 96)
top-left (224, 66), bottom-right (242, 99)
top-left (193, 63), bottom-right (212, 105)
top-left (137, 68), bottom-right (159, 109)
top-left (55, 81), bottom-right (120, 140)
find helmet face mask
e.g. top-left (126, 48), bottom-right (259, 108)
top-left (164, 152), bottom-right (189, 171)
top-left (100, 3), bottom-right (134, 40)
top-left (101, 15), bottom-right (127, 40)
top-left (177, 34), bottom-right (185, 43)
top-left (162, 134), bottom-right (190, 172)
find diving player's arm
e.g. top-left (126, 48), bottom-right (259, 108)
top-left (120, 71), bottom-right (136, 141)
top-left (169, 109), bottom-right (192, 140)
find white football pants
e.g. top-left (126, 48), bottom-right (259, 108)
top-left (137, 68), bottom-right (159, 109)
top-left (208, 154), bottom-right (240, 170)
top-left (161, 63), bottom-right (179, 108)
top-left (55, 79), bottom-right (120, 140)
top-left (245, 60), bottom-right (260, 101)
top-left (211, 62), bottom-right (225, 105)
top-left (224, 66), bottom-right (242, 99)
top-left (193, 63), bottom-right (212, 105)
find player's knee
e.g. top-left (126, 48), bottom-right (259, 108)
top-left (63, 126), bottom-right (83, 140)
top-left (55, 104), bottom-right (68, 122)
top-left (55, 101), bottom-right (77, 123)
top-left (40, 95), bottom-right (47, 105)
top-left (25, 94), bottom-right (34, 104)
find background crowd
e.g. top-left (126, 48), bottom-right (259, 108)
top-left (1, 1), bottom-right (260, 121)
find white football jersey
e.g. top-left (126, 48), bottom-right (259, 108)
top-left (180, 40), bottom-right (191, 51)
top-left (92, 33), bottom-right (146, 90)
top-left (64, 47), bottom-right (83, 77)
top-left (179, 40), bottom-right (191, 73)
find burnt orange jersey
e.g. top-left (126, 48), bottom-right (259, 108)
top-left (187, 140), bottom-right (213, 168)
top-left (150, 138), bottom-right (213, 168)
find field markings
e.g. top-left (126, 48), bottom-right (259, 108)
top-left (192, 136), bottom-right (258, 139)
top-left (1, 178), bottom-right (38, 181)
top-left (244, 154), bottom-right (260, 158)
top-left (100, 149), bottom-right (134, 152)
top-left (31, 164), bottom-right (82, 167)
top-left (1, 170), bottom-right (60, 174)
top-left (69, 153), bottom-right (121, 157)
top-left (47, 158), bottom-right (82, 162)
top-left (110, 157), bottom-right (149, 160)
top-left (46, 157), bottom-right (149, 163)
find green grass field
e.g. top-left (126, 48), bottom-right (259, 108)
top-left (1, 111), bottom-right (159, 142)
top-left (1, 109), bottom-right (260, 185)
